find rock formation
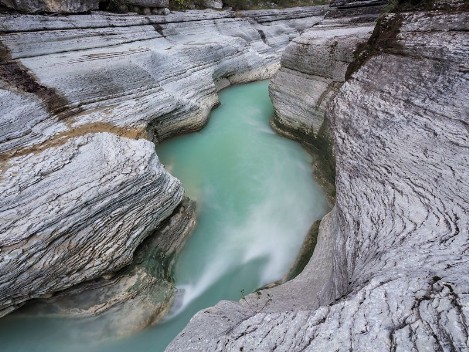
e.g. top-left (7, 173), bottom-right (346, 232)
top-left (269, 20), bottom-right (375, 139)
top-left (269, 12), bottom-right (377, 200)
top-left (0, 5), bottom-right (328, 331)
top-left (0, 0), bottom-right (99, 13)
top-left (330, 0), bottom-right (387, 8)
top-left (168, 1), bottom-right (469, 350)
top-left (126, 0), bottom-right (171, 15)
top-left (16, 197), bottom-right (197, 337)
top-left (0, 132), bottom-right (184, 316)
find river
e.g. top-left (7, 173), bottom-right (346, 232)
top-left (0, 80), bottom-right (328, 351)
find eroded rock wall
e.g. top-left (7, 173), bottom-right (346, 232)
top-left (16, 197), bottom-right (197, 337)
top-left (167, 3), bottom-right (469, 351)
top-left (0, 0), bottom-right (99, 13)
top-left (269, 10), bottom-right (378, 202)
top-left (269, 19), bottom-right (375, 139)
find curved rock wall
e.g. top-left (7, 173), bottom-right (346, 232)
top-left (0, 132), bottom-right (183, 316)
top-left (17, 197), bottom-right (197, 337)
top-left (0, 6), bottom-right (327, 319)
top-left (270, 19), bottom-right (375, 138)
top-left (168, 3), bottom-right (469, 351)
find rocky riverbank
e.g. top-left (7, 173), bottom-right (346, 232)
top-left (269, 10), bottom-right (377, 202)
top-left (0, 5), bottom-right (332, 334)
top-left (168, 1), bottom-right (469, 350)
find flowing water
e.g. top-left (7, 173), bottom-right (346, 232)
top-left (0, 80), bottom-right (329, 351)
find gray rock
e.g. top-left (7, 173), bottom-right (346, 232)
top-left (0, 0), bottom-right (99, 13)
top-left (0, 8), bottom-right (323, 149)
top-left (16, 198), bottom-right (197, 338)
top-left (168, 6), bottom-right (469, 352)
top-left (154, 7), bottom-right (170, 14)
top-left (128, 0), bottom-right (169, 8)
top-left (0, 132), bottom-right (183, 316)
top-left (270, 21), bottom-right (375, 138)
top-left (239, 5), bottom-right (328, 23)
top-left (202, 0), bottom-right (223, 9)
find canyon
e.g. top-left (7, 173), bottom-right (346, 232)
top-left (0, 3), bottom-right (336, 334)
top-left (168, 1), bottom-right (469, 351)
top-left (0, 0), bottom-right (468, 350)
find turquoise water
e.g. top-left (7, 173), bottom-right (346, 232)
top-left (0, 80), bottom-right (328, 351)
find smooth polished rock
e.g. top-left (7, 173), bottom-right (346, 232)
top-left (16, 197), bottom-right (197, 336)
top-left (0, 8), bottom-right (326, 152)
top-left (0, 132), bottom-right (183, 316)
top-left (168, 6), bottom-right (469, 352)
top-left (270, 21), bottom-right (375, 138)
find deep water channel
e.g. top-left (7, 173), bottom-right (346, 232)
top-left (0, 80), bottom-right (328, 351)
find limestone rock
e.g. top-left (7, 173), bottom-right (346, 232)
top-left (0, 132), bottom-right (183, 316)
top-left (268, 11), bottom-right (378, 204)
top-left (0, 0), bottom-right (99, 13)
top-left (128, 0), bottom-right (169, 8)
top-left (201, 0), bottom-right (223, 9)
top-left (168, 6), bottom-right (469, 351)
top-left (239, 5), bottom-right (327, 23)
top-left (0, 8), bottom-right (323, 149)
top-left (16, 198), bottom-right (197, 338)
top-left (154, 7), bottom-right (170, 14)
top-left (270, 20), bottom-right (375, 138)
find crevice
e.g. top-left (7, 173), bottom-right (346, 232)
top-left (151, 23), bottom-right (166, 37)
top-left (257, 29), bottom-right (267, 44)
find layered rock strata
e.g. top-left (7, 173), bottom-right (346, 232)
top-left (168, 3), bottom-right (469, 351)
top-left (125, 0), bottom-right (171, 15)
top-left (270, 21), bottom-right (375, 140)
top-left (17, 197), bottom-right (197, 337)
top-left (0, 6), bottom-right (327, 323)
top-left (269, 12), bottom-right (378, 201)
top-left (0, 132), bottom-right (183, 318)
top-left (0, 0), bottom-right (99, 13)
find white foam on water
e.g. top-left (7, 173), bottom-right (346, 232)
top-left (169, 154), bottom-right (320, 316)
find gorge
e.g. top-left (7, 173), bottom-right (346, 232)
top-left (0, 0), bottom-right (468, 351)
top-left (1, 79), bottom-right (329, 351)
top-left (0, 4), bottom-right (331, 323)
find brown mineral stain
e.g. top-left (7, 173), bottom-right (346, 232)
top-left (0, 123), bottom-right (148, 164)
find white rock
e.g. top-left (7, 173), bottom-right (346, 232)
top-left (270, 22), bottom-right (375, 137)
top-left (0, 132), bottom-right (183, 316)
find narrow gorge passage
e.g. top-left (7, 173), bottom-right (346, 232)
top-left (0, 80), bottom-right (329, 352)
